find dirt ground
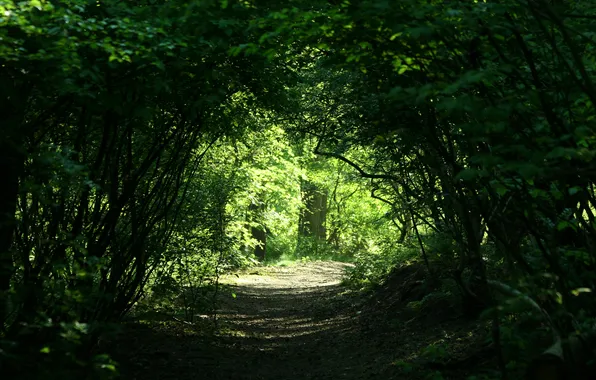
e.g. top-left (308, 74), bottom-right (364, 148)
top-left (109, 261), bottom-right (496, 380)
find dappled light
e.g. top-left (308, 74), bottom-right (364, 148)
top-left (107, 262), bottom-right (492, 380)
top-left (2, 0), bottom-right (596, 379)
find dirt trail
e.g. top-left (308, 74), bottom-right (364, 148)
top-left (113, 261), bottom-right (404, 380)
top-left (212, 261), bottom-right (360, 380)
top-left (111, 261), bottom-right (488, 380)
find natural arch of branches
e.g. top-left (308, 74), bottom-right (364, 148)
top-left (1, 0), bottom-right (596, 379)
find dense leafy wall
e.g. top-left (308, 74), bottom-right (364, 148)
top-left (2, 0), bottom-right (596, 378)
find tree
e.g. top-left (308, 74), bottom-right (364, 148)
top-left (4, 0), bottom-right (596, 377)
top-left (252, 0), bottom-right (596, 373)
top-left (0, 0), bottom-right (297, 376)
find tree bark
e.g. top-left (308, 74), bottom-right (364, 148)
top-left (299, 180), bottom-right (327, 240)
top-left (249, 201), bottom-right (267, 261)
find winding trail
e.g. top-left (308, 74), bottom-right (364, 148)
top-left (112, 261), bottom-right (488, 380)
top-left (114, 261), bottom-right (404, 380)
top-left (211, 261), bottom-right (360, 380)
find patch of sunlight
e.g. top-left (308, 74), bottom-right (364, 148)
top-left (222, 315), bottom-right (312, 325)
top-left (218, 327), bottom-right (250, 337)
top-left (233, 275), bottom-right (277, 285)
top-left (430, 337), bottom-right (447, 345)
top-left (218, 277), bottom-right (239, 285)
top-left (272, 259), bottom-right (297, 267)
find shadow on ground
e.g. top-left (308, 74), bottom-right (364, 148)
top-left (107, 262), bottom-right (493, 380)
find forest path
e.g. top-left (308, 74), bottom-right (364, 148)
top-left (114, 261), bottom-right (406, 380)
top-left (212, 261), bottom-right (362, 380)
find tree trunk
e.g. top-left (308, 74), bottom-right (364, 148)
top-left (249, 202), bottom-right (267, 261)
top-left (396, 212), bottom-right (411, 244)
top-left (299, 180), bottom-right (327, 240)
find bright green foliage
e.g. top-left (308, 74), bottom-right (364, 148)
top-left (228, 126), bottom-right (305, 261)
top-left (251, 0), bottom-right (596, 377)
top-left (3, 0), bottom-right (596, 378)
top-left (0, 0), bottom-right (295, 377)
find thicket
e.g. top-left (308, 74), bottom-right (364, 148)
top-left (1, 0), bottom-right (596, 379)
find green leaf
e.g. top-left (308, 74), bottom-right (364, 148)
top-left (568, 186), bottom-right (581, 196)
top-left (571, 288), bottom-right (592, 296)
top-left (495, 185), bottom-right (508, 196)
top-left (518, 164), bottom-right (539, 179)
top-left (557, 221), bottom-right (570, 231)
top-left (30, 0), bottom-right (43, 10)
top-left (100, 364), bottom-right (117, 371)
